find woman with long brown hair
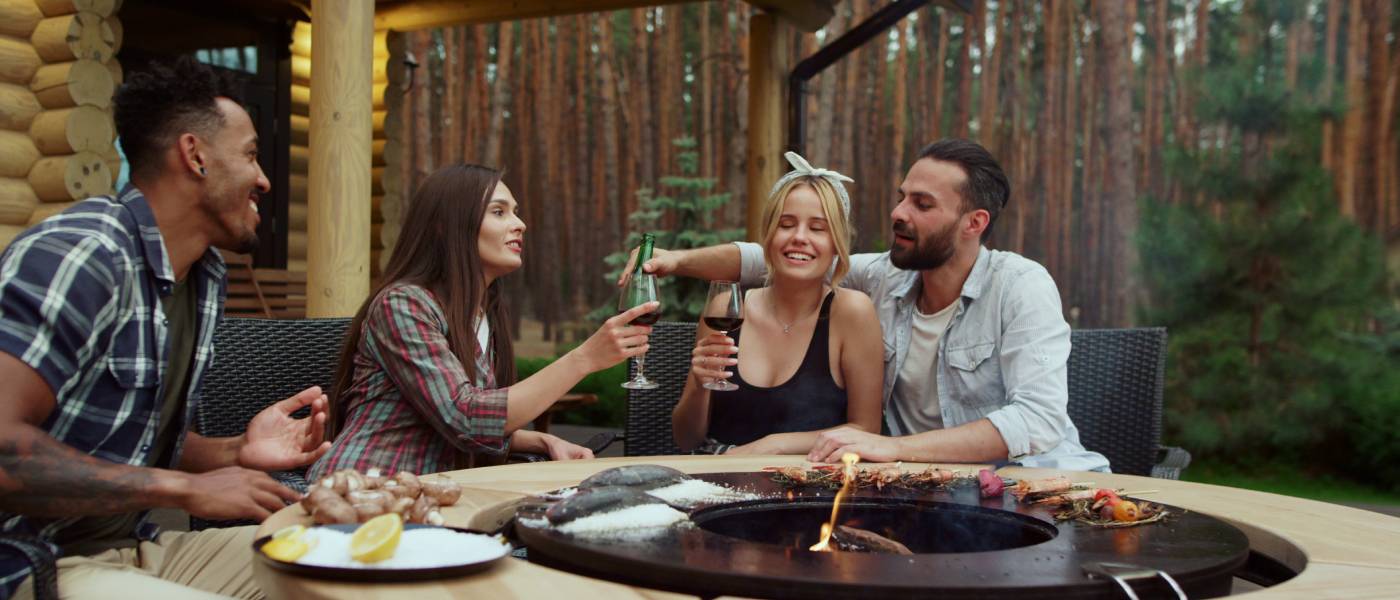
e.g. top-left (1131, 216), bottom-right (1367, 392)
top-left (308, 164), bottom-right (656, 479)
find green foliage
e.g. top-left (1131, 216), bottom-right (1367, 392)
top-left (515, 355), bottom-right (627, 428)
top-left (1139, 41), bottom-right (1400, 490)
top-left (594, 136), bottom-right (746, 322)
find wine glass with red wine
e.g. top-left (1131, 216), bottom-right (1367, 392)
top-left (701, 280), bottom-right (743, 391)
top-left (619, 273), bottom-right (661, 390)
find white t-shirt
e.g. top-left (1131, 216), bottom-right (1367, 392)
top-left (476, 317), bottom-right (491, 356)
top-left (891, 299), bottom-right (959, 432)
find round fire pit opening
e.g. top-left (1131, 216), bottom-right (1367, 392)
top-left (691, 497), bottom-right (1057, 554)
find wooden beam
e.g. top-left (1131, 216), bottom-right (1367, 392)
top-left (745, 13), bottom-right (790, 241)
top-left (374, 0), bottom-right (688, 31)
top-left (744, 0), bottom-right (835, 33)
top-left (306, 0), bottom-right (372, 317)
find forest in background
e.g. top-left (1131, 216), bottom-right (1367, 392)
top-left (394, 0), bottom-right (1399, 485)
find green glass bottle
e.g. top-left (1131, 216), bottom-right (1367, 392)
top-left (633, 233), bottom-right (655, 275)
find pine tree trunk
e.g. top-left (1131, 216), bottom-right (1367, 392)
top-left (892, 21), bottom-right (908, 184)
top-left (953, 6), bottom-right (974, 139)
top-left (411, 30), bottom-right (433, 194)
top-left (1322, 0), bottom-right (1341, 171)
top-left (1094, 0), bottom-right (1139, 328)
top-left (810, 3), bottom-right (846, 165)
top-left (930, 12), bottom-right (948, 140)
top-left (1338, 0), bottom-right (1365, 218)
top-left (597, 14), bottom-right (623, 257)
top-left (485, 23), bottom-right (513, 168)
top-left (1362, 0), bottom-right (1391, 231)
top-left (978, 0), bottom-right (1003, 154)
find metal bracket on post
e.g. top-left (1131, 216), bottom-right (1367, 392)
top-left (1082, 561), bottom-right (1188, 600)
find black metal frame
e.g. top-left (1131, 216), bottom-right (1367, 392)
top-left (787, 0), bottom-right (974, 155)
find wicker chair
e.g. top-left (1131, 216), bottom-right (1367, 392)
top-left (190, 317), bottom-right (350, 529)
top-left (625, 322), bottom-right (1189, 479)
top-left (1066, 327), bottom-right (1189, 478)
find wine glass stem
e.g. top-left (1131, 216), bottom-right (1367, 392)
top-left (635, 354), bottom-right (648, 380)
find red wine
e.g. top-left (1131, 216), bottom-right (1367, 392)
top-left (703, 317), bottom-right (744, 331)
top-left (629, 312), bottom-right (661, 326)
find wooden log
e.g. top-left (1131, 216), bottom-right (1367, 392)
top-left (35, 0), bottom-right (120, 18)
top-left (0, 130), bottom-right (39, 177)
top-left (372, 139), bottom-right (385, 167)
top-left (31, 59), bottom-right (113, 109)
top-left (292, 26), bottom-right (385, 61)
top-left (0, 35), bottom-right (42, 86)
top-left (0, 176), bottom-right (39, 224)
top-left (290, 172), bottom-right (306, 200)
top-left (0, 82), bottom-right (42, 130)
top-left (26, 198), bottom-right (71, 224)
top-left (27, 150), bottom-right (108, 201)
top-left (0, 0), bottom-right (44, 38)
top-left (104, 57), bottom-right (119, 85)
top-left (97, 138), bottom-right (115, 182)
top-left (31, 12), bottom-right (114, 62)
top-left (307, 0), bottom-right (373, 317)
top-left (291, 83), bottom-right (308, 115)
top-left (291, 111), bottom-right (382, 145)
top-left (290, 113), bottom-right (308, 146)
top-left (106, 12), bottom-right (118, 52)
top-left (289, 143), bottom-right (306, 172)
top-left (0, 223), bottom-right (24, 249)
top-left (289, 199), bottom-right (306, 230)
top-left (291, 54), bottom-right (309, 85)
top-left (371, 222), bottom-right (381, 248)
top-left (28, 105), bottom-right (111, 154)
top-left (371, 194), bottom-right (382, 223)
top-left (371, 166), bottom-right (383, 196)
top-left (288, 229), bottom-right (306, 260)
top-left (287, 258), bottom-right (306, 272)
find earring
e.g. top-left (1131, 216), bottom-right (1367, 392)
top-left (198, 166), bottom-right (207, 176)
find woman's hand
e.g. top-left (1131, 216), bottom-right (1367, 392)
top-left (511, 430), bottom-right (594, 461)
top-left (690, 332), bottom-right (738, 384)
top-left (571, 301), bottom-right (659, 373)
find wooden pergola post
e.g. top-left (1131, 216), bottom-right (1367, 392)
top-left (307, 0), bottom-right (374, 317)
top-left (745, 12), bottom-right (792, 241)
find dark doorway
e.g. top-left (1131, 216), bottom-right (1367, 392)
top-left (116, 0), bottom-right (296, 268)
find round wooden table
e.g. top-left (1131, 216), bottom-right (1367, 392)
top-left (254, 455), bottom-right (1400, 599)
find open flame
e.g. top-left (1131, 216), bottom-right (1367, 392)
top-left (809, 452), bottom-right (860, 551)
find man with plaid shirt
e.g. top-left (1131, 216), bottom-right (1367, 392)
top-left (0, 58), bottom-right (330, 599)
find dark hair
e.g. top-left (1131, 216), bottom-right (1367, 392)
top-left (113, 56), bottom-right (245, 179)
top-left (329, 164), bottom-right (516, 434)
top-left (915, 139), bottom-right (1010, 242)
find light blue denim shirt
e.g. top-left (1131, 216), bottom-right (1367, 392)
top-left (736, 242), bottom-right (1109, 472)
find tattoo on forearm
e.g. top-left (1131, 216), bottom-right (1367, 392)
top-left (0, 428), bottom-right (160, 517)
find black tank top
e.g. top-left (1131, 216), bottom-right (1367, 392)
top-left (708, 291), bottom-right (847, 445)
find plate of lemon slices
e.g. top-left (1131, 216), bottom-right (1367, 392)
top-left (254, 514), bottom-right (511, 582)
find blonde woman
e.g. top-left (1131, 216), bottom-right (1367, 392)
top-left (671, 153), bottom-right (883, 455)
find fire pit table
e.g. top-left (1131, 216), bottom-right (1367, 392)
top-left (254, 456), bottom-right (1400, 599)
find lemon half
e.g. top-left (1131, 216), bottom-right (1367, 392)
top-left (262, 525), bottom-right (312, 562)
top-left (350, 513), bottom-right (403, 563)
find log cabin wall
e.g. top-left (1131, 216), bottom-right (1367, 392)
top-left (288, 20), bottom-right (388, 279)
top-left (0, 0), bottom-right (120, 250)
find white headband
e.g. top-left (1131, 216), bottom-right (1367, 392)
top-left (768, 151), bottom-right (854, 219)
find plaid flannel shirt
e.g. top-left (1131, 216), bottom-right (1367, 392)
top-left (307, 283), bottom-right (509, 482)
top-left (0, 185), bottom-right (227, 596)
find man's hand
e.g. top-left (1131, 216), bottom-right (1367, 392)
top-left (807, 426), bottom-right (905, 463)
top-left (617, 247), bottom-right (679, 287)
top-left (178, 466), bottom-right (302, 521)
top-left (238, 386), bottom-right (331, 471)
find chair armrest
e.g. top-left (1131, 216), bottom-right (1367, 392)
top-left (584, 432), bottom-right (622, 455)
top-left (1151, 446), bottom-right (1192, 480)
top-left (508, 451), bottom-right (551, 463)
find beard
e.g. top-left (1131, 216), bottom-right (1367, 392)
top-left (889, 219), bottom-right (957, 270)
top-left (201, 187), bottom-right (260, 255)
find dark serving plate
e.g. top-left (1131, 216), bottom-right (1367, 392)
top-left (253, 524), bottom-right (510, 582)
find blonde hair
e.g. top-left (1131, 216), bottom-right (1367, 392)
top-left (760, 176), bottom-right (854, 286)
